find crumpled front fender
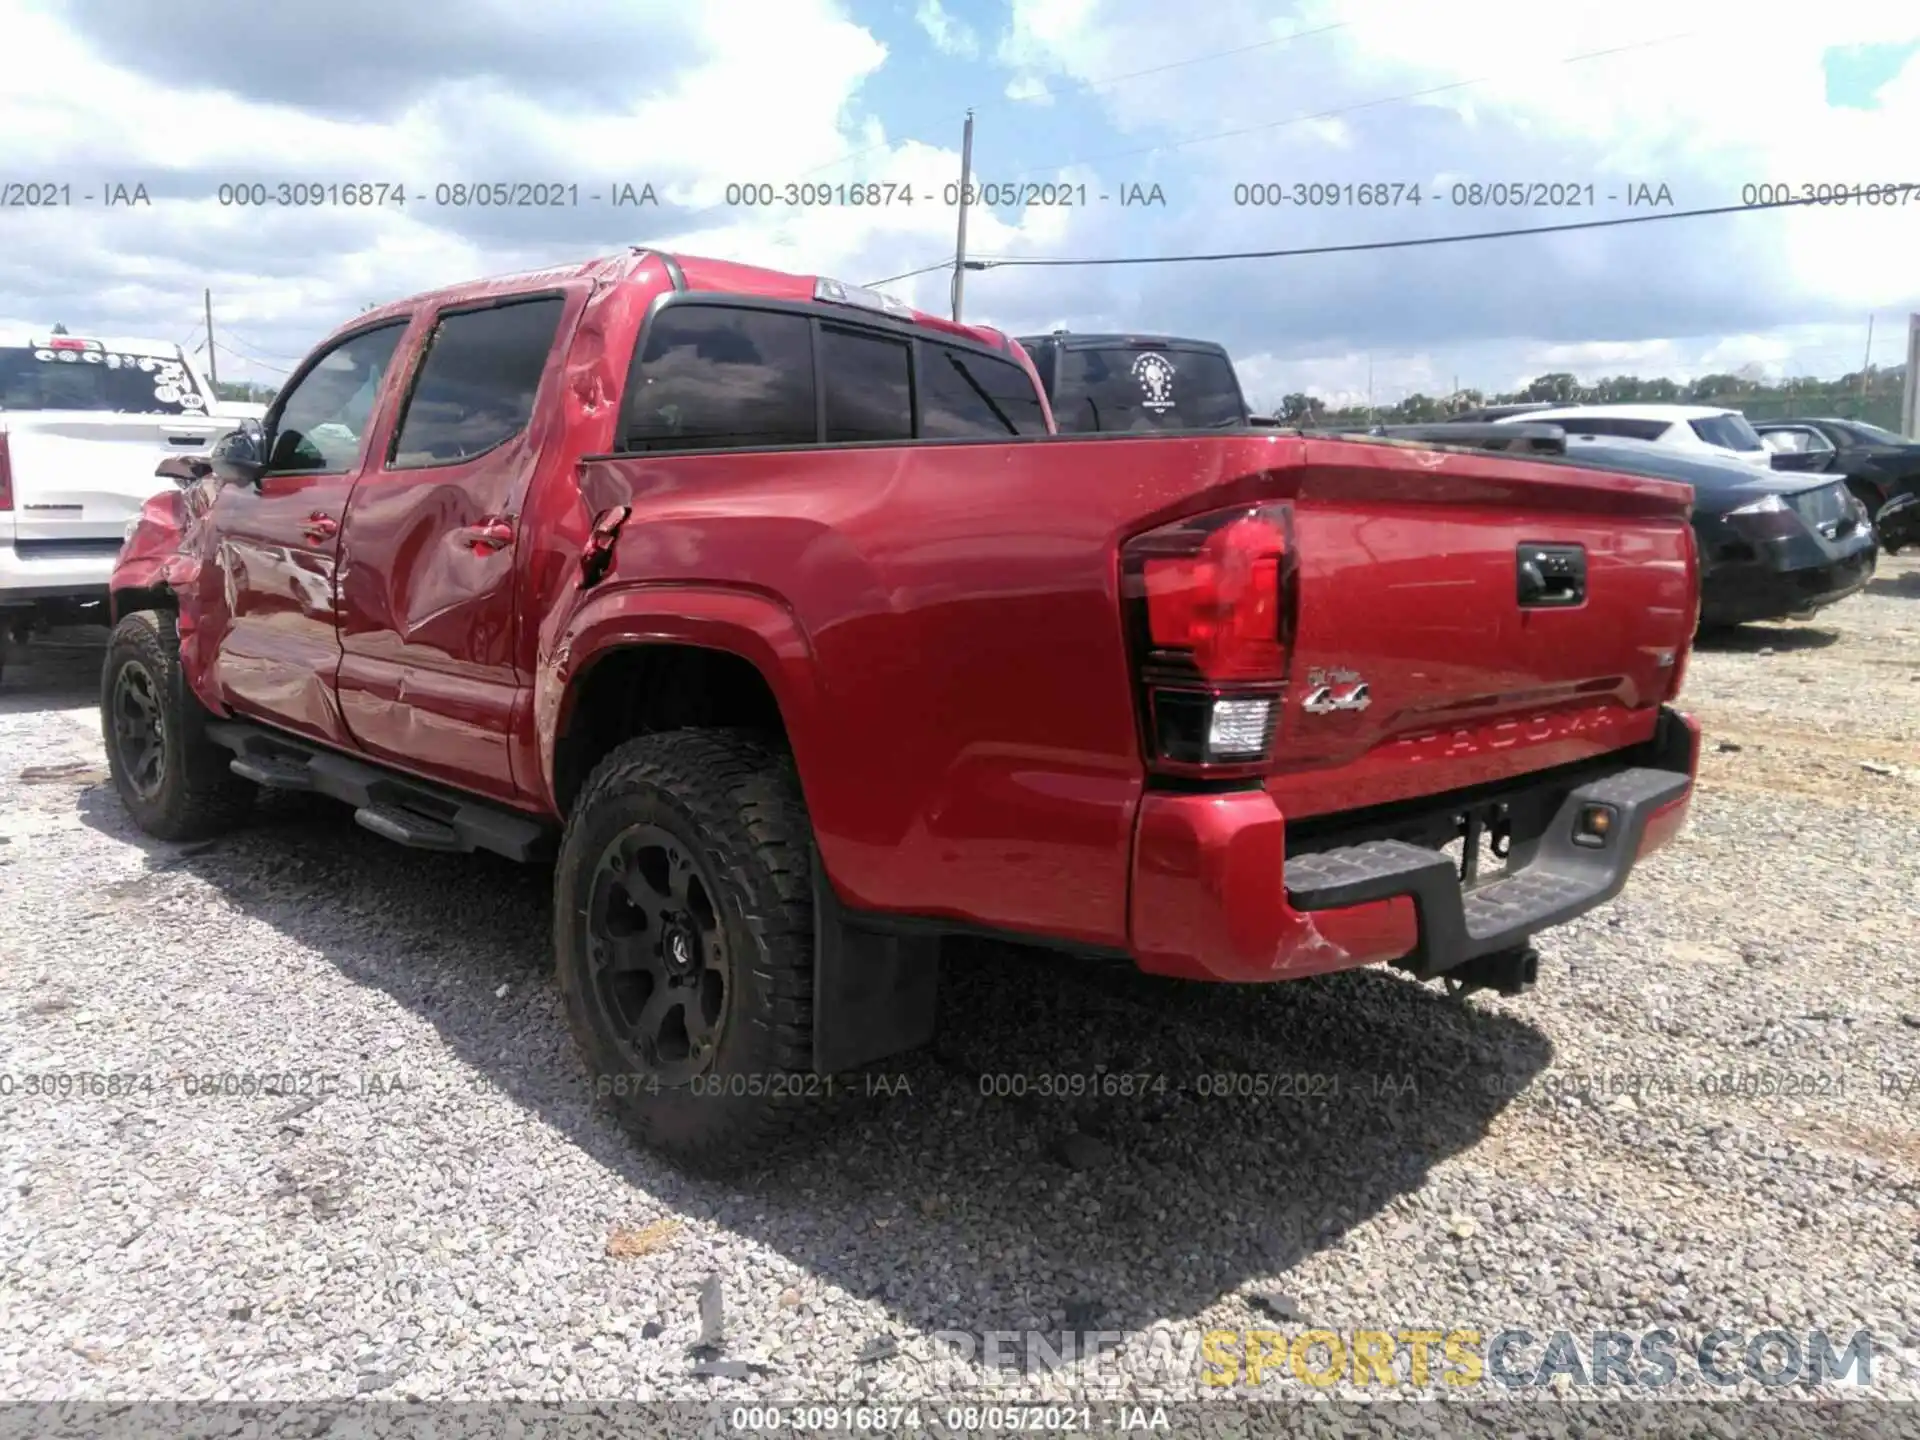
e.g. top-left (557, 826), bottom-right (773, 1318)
top-left (110, 476), bottom-right (219, 621)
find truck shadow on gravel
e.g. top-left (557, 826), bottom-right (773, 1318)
top-left (0, 631), bottom-right (107, 716)
top-left (76, 784), bottom-right (1552, 1349)
top-left (1691, 622), bottom-right (1840, 653)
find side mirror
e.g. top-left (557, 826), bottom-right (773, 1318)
top-left (154, 454), bottom-right (213, 486)
top-left (209, 418), bottom-right (266, 488)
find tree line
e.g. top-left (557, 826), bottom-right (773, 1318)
top-left (1268, 363), bottom-right (1908, 430)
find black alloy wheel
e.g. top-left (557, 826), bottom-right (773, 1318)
top-left (109, 658), bottom-right (168, 801)
top-left (585, 822), bottom-right (732, 1086)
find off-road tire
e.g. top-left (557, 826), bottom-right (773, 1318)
top-left (100, 610), bottom-right (254, 840)
top-left (553, 728), bottom-right (817, 1175)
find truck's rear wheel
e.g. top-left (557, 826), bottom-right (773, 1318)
top-left (553, 728), bottom-right (816, 1174)
top-left (100, 610), bottom-right (254, 841)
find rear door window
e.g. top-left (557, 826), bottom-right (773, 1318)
top-left (1761, 426), bottom-right (1830, 454)
top-left (625, 306), bottom-right (817, 451)
top-left (919, 344), bottom-right (1049, 438)
top-left (1052, 347), bottom-right (1245, 432)
top-left (820, 326), bottom-right (913, 443)
top-left (1688, 413), bottom-right (1764, 451)
top-left (390, 296), bottom-right (564, 466)
top-left (1544, 415), bottom-right (1672, 442)
top-left (0, 343), bottom-right (208, 415)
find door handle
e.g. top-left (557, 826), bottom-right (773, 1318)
top-left (1516, 543), bottom-right (1586, 607)
top-left (302, 511), bottom-right (338, 542)
top-left (460, 518), bottom-right (515, 553)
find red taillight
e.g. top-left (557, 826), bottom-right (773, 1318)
top-left (0, 432), bottom-right (12, 512)
top-left (1142, 513), bottom-right (1288, 680)
top-left (1122, 503), bottom-right (1297, 773)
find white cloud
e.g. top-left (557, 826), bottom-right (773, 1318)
top-left (1, 0), bottom-right (1916, 398)
top-left (915, 0), bottom-right (980, 58)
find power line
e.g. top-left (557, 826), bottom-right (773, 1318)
top-left (862, 29), bottom-right (1702, 294)
top-left (963, 193), bottom-right (1852, 272)
top-left (998, 30), bottom-right (1701, 181)
top-left (863, 258), bottom-right (956, 287)
top-left (218, 326), bottom-right (306, 363)
top-left (213, 340), bottom-right (288, 375)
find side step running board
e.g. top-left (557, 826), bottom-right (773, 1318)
top-left (1286, 765), bottom-right (1690, 980)
top-left (204, 721), bottom-right (555, 863)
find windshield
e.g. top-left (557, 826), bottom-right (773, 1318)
top-left (1052, 347), bottom-right (1245, 432)
top-left (0, 344), bottom-right (209, 415)
top-left (1688, 412), bottom-right (1764, 451)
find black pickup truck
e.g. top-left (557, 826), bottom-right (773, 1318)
top-left (1016, 331), bottom-right (1256, 432)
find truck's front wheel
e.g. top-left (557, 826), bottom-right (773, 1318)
top-left (100, 610), bottom-right (254, 841)
top-left (553, 729), bottom-right (817, 1174)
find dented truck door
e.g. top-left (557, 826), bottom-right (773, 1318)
top-left (332, 290), bottom-right (581, 802)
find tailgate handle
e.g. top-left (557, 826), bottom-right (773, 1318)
top-left (1517, 543), bottom-right (1586, 607)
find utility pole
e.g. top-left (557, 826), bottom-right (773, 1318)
top-left (951, 110), bottom-right (974, 323)
top-left (203, 288), bottom-right (218, 388)
top-left (1859, 314), bottom-right (1874, 411)
top-left (1366, 355), bottom-right (1374, 424)
top-left (1902, 313), bottom-right (1919, 439)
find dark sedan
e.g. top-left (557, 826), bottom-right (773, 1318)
top-left (1754, 417), bottom-right (1920, 520)
top-left (1560, 435), bottom-right (1877, 629)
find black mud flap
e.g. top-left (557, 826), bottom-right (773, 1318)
top-left (810, 855), bottom-right (941, 1076)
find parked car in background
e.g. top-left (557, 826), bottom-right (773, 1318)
top-left (0, 330), bottom-right (224, 677)
top-left (103, 248), bottom-right (1703, 1169)
top-left (1449, 402), bottom-right (1564, 422)
top-left (1556, 435), bottom-right (1876, 629)
top-left (1496, 403), bottom-right (1774, 469)
top-left (1753, 417), bottom-right (1920, 519)
top-left (1875, 492), bottom-right (1920, 553)
top-left (1015, 331), bottom-right (1251, 431)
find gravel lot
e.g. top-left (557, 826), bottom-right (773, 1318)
top-left (3, 560), bottom-right (1918, 1419)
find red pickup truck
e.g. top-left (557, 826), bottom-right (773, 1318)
top-left (104, 248), bottom-right (1702, 1170)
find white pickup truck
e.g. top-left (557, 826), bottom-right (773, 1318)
top-left (0, 331), bottom-right (226, 676)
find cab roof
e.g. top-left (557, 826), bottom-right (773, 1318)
top-left (347, 248), bottom-right (1016, 354)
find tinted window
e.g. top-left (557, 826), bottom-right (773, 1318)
top-left (1052, 347), bottom-right (1245, 432)
top-left (1761, 427), bottom-right (1829, 454)
top-left (0, 344), bottom-right (209, 415)
top-left (1544, 415), bottom-right (1672, 442)
top-left (820, 326), bottom-right (912, 443)
top-left (391, 297), bottom-right (563, 466)
top-left (919, 344), bottom-right (1050, 438)
top-left (625, 306), bottom-right (816, 451)
top-left (1688, 413), bottom-right (1763, 451)
top-left (268, 323), bottom-right (408, 473)
top-left (1015, 338), bottom-right (1059, 397)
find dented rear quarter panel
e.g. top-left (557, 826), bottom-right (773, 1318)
top-left (534, 429), bottom-right (1695, 953)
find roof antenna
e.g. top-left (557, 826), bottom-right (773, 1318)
top-left (51, 323), bottom-right (68, 335)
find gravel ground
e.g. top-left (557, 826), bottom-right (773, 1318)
top-left (2, 561), bottom-right (1918, 1421)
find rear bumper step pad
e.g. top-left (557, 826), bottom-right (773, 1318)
top-left (1285, 765), bottom-right (1690, 979)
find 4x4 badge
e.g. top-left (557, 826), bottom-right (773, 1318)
top-left (1301, 666), bottom-right (1370, 714)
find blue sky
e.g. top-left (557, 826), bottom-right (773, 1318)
top-left (1824, 39), bottom-right (1920, 106)
top-left (2, 0), bottom-right (1918, 410)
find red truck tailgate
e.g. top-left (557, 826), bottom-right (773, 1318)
top-left (1263, 438), bottom-right (1697, 817)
